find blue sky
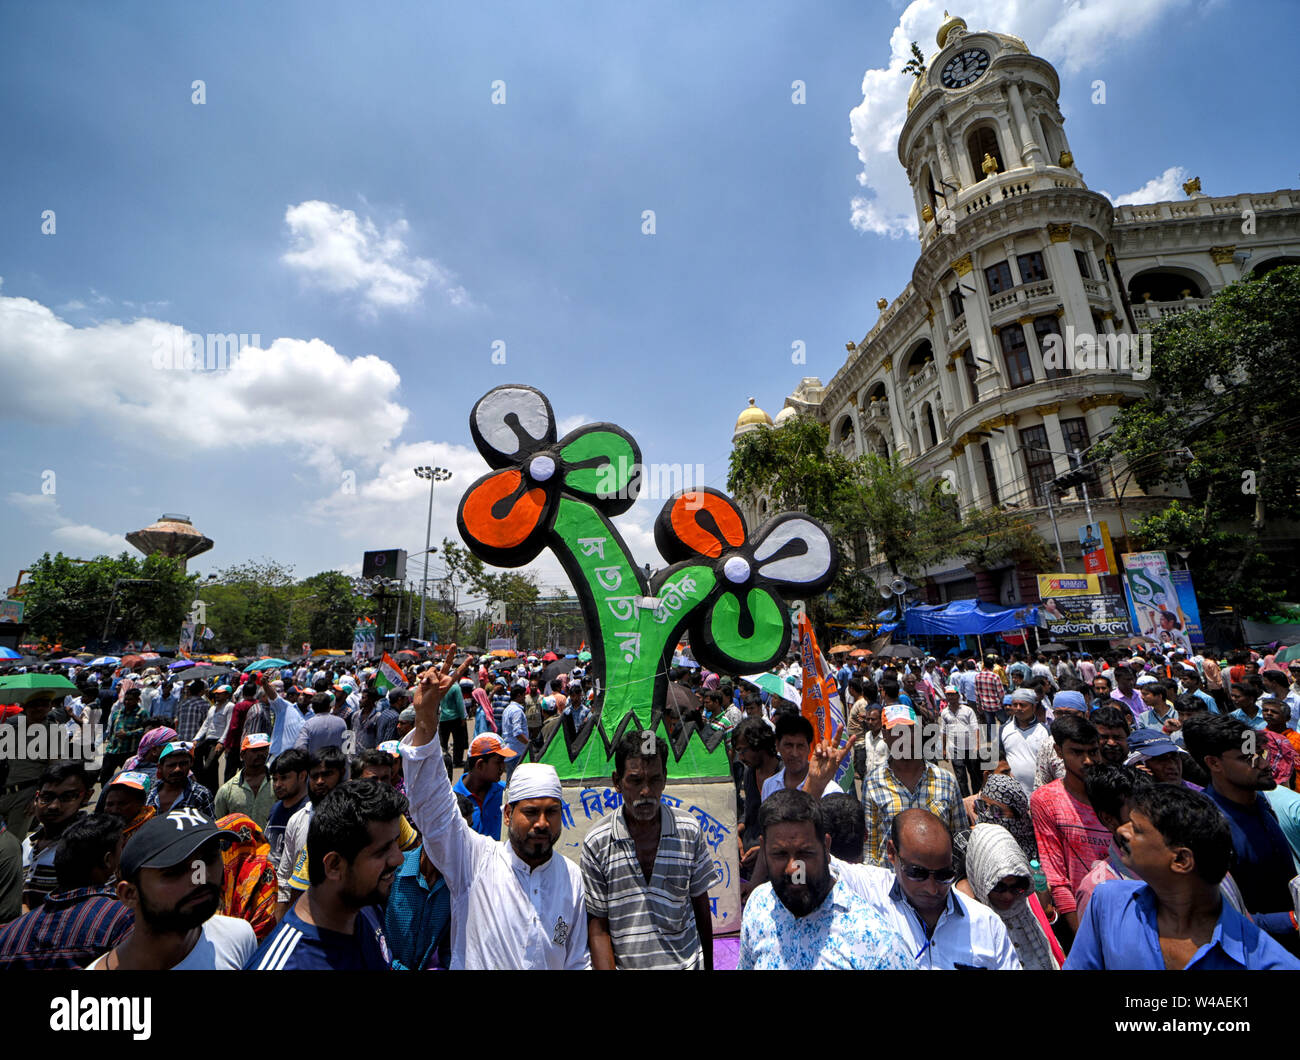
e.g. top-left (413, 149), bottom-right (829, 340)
top-left (2, 0), bottom-right (1295, 608)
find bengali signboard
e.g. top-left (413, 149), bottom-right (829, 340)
top-left (0, 599), bottom-right (24, 623)
top-left (1122, 551), bottom-right (1194, 652)
top-left (1170, 570), bottom-right (1205, 649)
top-left (557, 780), bottom-right (740, 936)
top-left (1038, 593), bottom-right (1132, 639)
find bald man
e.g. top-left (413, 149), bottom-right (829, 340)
top-left (832, 808), bottom-right (1019, 968)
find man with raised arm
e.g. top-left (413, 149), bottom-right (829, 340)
top-left (402, 646), bottom-right (590, 969)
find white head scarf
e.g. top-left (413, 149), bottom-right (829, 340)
top-left (965, 823), bottom-right (1059, 971)
top-left (506, 763), bottom-right (563, 804)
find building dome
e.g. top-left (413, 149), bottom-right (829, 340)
top-left (936, 11), bottom-right (967, 48)
top-left (907, 74), bottom-right (925, 112)
top-left (773, 406), bottom-right (797, 426)
top-left (734, 397), bottom-right (774, 430)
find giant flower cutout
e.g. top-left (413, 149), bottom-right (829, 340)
top-left (652, 488), bottom-right (838, 673)
top-left (457, 384), bottom-right (643, 566)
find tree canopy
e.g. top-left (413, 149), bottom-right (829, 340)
top-left (1097, 264), bottom-right (1300, 615)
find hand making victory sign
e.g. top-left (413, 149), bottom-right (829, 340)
top-left (410, 644), bottom-right (469, 748)
top-left (802, 731), bottom-right (858, 798)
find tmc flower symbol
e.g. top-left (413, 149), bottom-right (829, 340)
top-left (457, 384), bottom-right (643, 566)
top-left (652, 488), bottom-right (838, 672)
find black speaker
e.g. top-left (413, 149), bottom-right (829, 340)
top-left (362, 549), bottom-right (407, 581)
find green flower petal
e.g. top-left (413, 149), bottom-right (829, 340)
top-left (560, 428), bottom-right (639, 507)
top-left (707, 588), bottom-right (786, 668)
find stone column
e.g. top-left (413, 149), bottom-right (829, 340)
top-left (1209, 245), bottom-right (1240, 286)
top-left (1044, 225), bottom-right (1093, 339)
top-left (1034, 403), bottom-right (1072, 477)
top-left (1018, 314), bottom-right (1047, 383)
top-left (1007, 80), bottom-right (1043, 167)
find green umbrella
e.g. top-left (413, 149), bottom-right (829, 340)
top-left (0, 673), bottom-right (78, 704)
top-left (1275, 643), bottom-right (1300, 664)
top-left (577, 650), bottom-right (592, 662)
top-left (741, 672), bottom-right (795, 698)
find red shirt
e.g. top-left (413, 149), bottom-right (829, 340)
top-left (222, 699), bottom-right (255, 751)
top-left (1029, 779), bottom-right (1111, 915)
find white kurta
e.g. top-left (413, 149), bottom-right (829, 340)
top-left (401, 734), bottom-right (590, 970)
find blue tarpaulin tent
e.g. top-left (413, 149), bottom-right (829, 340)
top-left (902, 599), bottom-right (1039, 638)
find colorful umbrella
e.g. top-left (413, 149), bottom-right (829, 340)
top-left (169, 659), bottom-right (197, 670)
top-left (829, 644), bottom-right (854, 654)
top-left (1275, 642), bottom-right (1300, 664)
top-left (89, 656), bottom-right (121, 667)
top-left (850, 648), bottom-right (872, 658)
top-left (0, 647), bottom-right (22, 660)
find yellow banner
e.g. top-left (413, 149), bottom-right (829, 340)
top-left (1037, 573), bottom-right (1101, 597)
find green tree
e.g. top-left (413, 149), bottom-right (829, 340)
top-left (1097, 265), bottom-right (1300, 615)
top-left (298, 570), bottom-right (366, 650)
top-left (902, 41), bottom-right (927, 79)
top-left (205, 558), bottom-right (296, 652)
top-left (22, 552), bottom-right (196, 648)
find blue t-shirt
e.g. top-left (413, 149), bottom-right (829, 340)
top-left (246, 903), bottom-right (391, 970)
top-left (452, 776), bottom-right (506, 840)
top-left (1203, 785), bottom-right (1297, 943)
top-left (264, 796), bottom-right (308, 866)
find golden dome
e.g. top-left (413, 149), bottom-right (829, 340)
top-left (937, 11), bottom-right (967, 49)
top-left (735, 397), bottom-right (774, 430)
top-left (907, 74), bottom-right (925, 112)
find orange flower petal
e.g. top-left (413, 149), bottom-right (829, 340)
top-left (670, 491), bottom-right (746, 558)
top-left (462, 469), bottom-right (547, 549)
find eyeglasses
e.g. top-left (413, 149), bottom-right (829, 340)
top-left (899, 861), bottom-right (956, 884)
top-left (989, 876), bottom-right (1032, 896)
top-left (36, 790), bottom-right (83, 805)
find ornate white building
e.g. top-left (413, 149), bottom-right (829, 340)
top-left (733, 12), bottom-right (1300, 608)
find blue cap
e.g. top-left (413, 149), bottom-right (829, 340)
top-left (1126, 727), bottom-right (1183, 760)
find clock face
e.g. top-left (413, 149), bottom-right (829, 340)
top-left (940, 48), bottom-right (990, 89)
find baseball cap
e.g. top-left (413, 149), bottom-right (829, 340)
top-left (158, 741), bottom-right (193, 762)
top-left (377, 740), bottom-right (402, 758)
top-left (468, 733), bottom-right (518, 759)
top-left (214, 684), bottom-right (232, 693)
top-left (882, 703), bottom-right (916, 728)
top-left (1125, 727), bottom-right (1185, 762)
top-left (943, 684), bottom-right (959, 694)
top-left (120, 809), bottom-right (235, 878)
top-left (241, 732), bottom-right (271, 751)
top-left (107, 770), bottom-right (152, 795)
top-left (398, 706), bottom-right (416, 723)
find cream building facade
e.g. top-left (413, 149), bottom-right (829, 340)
top-left (732, 13), bottom-right (1300, 607)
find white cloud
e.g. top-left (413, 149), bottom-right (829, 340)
top-left (0, 292), bottom-right (408, 476)
top-left (8, 492), bottom-right (130, 557)
top-left (848, 0), bottom-right (1195, 238)
top-left (281, 200), bottom-right (471, 313)
top-left (1100, 165), bottom-right (1188, 206)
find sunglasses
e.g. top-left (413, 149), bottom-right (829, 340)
top-left (899, 861), bottom-right (956, 884)
top-left (989, 876), bottom-right (1031, 896)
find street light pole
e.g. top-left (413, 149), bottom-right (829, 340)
top-left (414, 466), bottom-right (452, 643)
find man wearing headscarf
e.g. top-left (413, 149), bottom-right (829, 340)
top-left (961, 823), bottom-right (1062, 970)
top-left (402, 646), bottom-right (590, 969)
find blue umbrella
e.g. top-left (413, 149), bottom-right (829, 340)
top-left (0, 648), bottom-right (21, 660)
top-left (89, 656), bottom-right (121, 666)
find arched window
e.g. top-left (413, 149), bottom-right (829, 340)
top-left (918, 163), bottom-right (936, 213)
top-left (925, 404), bottom-right (939, 450)
top-left (1127, 269), bottom-right (1208, 303)
top-left (967, 125), bottom-right (1003, 180)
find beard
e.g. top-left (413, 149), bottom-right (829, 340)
top-left (342, 870), bottom-right (395, 909)
top-left (137, 885), bottom-right (221, 934)
top-left (626, 798), bottom-right (659, 822)
top-left (510, 821), bottom-right (556, 861)
top-left (771, 866), bottom-right (833, 918)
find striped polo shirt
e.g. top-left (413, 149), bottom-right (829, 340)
top-left (580, 804), bottom-right (717, 970)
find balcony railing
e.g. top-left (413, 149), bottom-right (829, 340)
top-left (1133, 297), bottom-right (1212, 324)
top-left (987, 278), bottom-right (1056, 313)
top-left (900, 361), bottom-right (939, 398)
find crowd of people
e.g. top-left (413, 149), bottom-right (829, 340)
top-left (0, 639), bottom-right (1298, 971)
